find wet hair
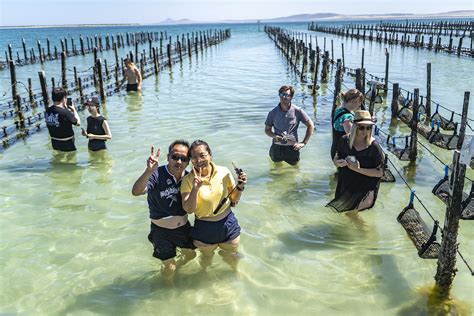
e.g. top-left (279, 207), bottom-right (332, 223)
top-left (341, 89), bottom-right (364, 103)
top-left (279, 85), bottom-right (295, 97)
top-left (51, 87), bottom-right (67, 102)
top-left (190, 140), bottom-right (212, 157)
top-left (124, 58), bottom-right (136, 68)
top-left (168, 139), bottom-right (190, 154)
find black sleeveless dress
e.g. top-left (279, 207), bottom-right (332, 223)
top-left (87, 116), bottom-right (107, 151)
top-left (327, 136), bottom-right (384, 212)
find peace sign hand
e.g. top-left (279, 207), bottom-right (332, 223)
top-left (193, 167), bottom-right (204, 189)
top-left (147, 146), bottom-right (161, 172)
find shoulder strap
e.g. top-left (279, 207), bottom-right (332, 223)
top-left (333, 108), bottom-right (351, 124)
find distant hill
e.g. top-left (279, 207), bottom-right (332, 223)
top-left (156, 18), bottom-right (196, 25)
top-left (156, 10), bottom-right (474, 25)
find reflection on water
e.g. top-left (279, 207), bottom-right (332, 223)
top-left (0, 22), bottom-right (473, 315)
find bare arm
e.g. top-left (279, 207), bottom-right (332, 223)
top-left (134, 68), bottom-right (142, 87)
top-left (342, 120), bottom-right (352, 134)
top-left (132, 146), bottom-right (160, 196)
top-left (132, 169), bottom-right (153, 196)
top-left (301, 119), bottom-right (314, 145)
top-left (230, 171), bottom-right (247, 205)
top-left (265, 125), bottom-right (283, 141)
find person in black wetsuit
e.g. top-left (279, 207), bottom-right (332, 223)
top-left (132, 140), bottom-right (196, 282)
top-left (45, 87), bottom-right (81, 152)
top-left (331, 89), bottom-right (364, 160)
top-left (81, 97), bottom-right (112, 151)
top-left (327, 110), bottom-right (384, 213)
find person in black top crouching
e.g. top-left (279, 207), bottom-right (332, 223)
top-left (132, 140), bottom-right (196, 283)
top-left (81, 97), bottom-right (112, 151)
top-left (45, 87), bottom-right (81, 152)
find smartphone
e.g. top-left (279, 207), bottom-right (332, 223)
top-left (66, 97), bottom-right (72, 107)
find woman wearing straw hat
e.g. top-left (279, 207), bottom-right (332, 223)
top-left (327, 110), bottom-right (384, 212)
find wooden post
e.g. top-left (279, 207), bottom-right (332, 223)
top-left (368, 82), bottom-right (377, 115)
top-left (38, 71), bottom-right (49, 111)
top-left (434, 92), bottom-right (470, 299)
top-left (167, 43), bottom-right (172, 68)
top-left (409, 89), bottom-right (419, 162)
top-left (426, 63), bottom-right (432, 121)
top-left (384, 48), bottom-right (389, 93)
top-left (61, 51), bottom-right (67, 90)
top-left (341, 43), bottom-right (345, 68)
top-left (15, 94), bottom-right (25, 128)
top-left (47, 39), bottom-right (51, 59)
top-left (9, 60), bottom-right (17, 103)
top-left (28, 78), bottom-right (35, 107)
top-left (321, 51), bottom-right (330, 83)
top-left (22, 38), bottom-right (28, 61)
top-left (96, 59), bottom-right (106, 102)
top-left (73, 66), bottom-right (78, 85)
top-left (391, 83), bottom-right (400, 119)
top-left (361, 48), bottom-right (365, 69)
top-left (311, 47), bottom-right (320, 95)
top-left (330, 40), bottom-right (334, 62)
top-left (80, 36), bottom-right (85, 55)
top-left (153, 47), bottom-right (159, 74)
top-left (114, 42), bottom-right (119, 67)
top-left (37, 40), bottom-right (44, 63)
top-left (355, 68), bottom-right (363, 92)
top-left (8, 44), bottom-right (13, 62)
top-left (78, 77), bottom-right (84, 103)
top-left (332, 61), bottom-right (343, 122)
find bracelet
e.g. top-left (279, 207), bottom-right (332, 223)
top-left (236, 186), bottom-right (245, 191)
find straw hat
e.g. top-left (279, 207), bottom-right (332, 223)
top-left (353, 110), bottom-right (376, 125)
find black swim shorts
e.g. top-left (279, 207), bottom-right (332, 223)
top-left (51, 138), bottom-right (76, 152)
top-left (269, 143), bottom-right (300, 165)
top-left (147, 221), bottom-right (195, 261)
top-left (126, 83), bottom-right (138, 91)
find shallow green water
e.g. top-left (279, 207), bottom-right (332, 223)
top-left (0, 23), bottom-right (473, 315)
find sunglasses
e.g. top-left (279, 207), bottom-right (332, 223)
top-left (170, 153), bottom-right (189, 162)
top-left (279, 92), bottom-right (291, 98)
top-left (358, 125), bottom-right (373, 131)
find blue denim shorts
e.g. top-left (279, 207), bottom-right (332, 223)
top-left (191, 212), bottom-right (241, 245)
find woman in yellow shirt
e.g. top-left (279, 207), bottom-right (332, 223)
top-left (181, 140), bottom-right (247, 270)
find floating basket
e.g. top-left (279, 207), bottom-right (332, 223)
top-left (387, 135), bottom-right (411, 161)
top-left (432, 172), bottom-right (474, 221)
top-left (397, 191), bottom-right (440, 259)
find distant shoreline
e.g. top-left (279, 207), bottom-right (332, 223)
top-left (0, 23), bottom-right (140, 30)
top-left (0, 14), bottom-right (472, 29)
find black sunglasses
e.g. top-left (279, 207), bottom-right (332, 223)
top-left (170, 153), bottom-right (189, 162)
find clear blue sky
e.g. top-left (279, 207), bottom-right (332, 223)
top-left (0, 0), bottom-right (472, 26)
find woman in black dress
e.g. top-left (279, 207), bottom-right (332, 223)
top-left (327, 110), bottom-right (384, 212)
top-left (82, 97), bottom-right (112, 151)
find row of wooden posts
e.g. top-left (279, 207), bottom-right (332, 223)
top-left (265, 25), bottom-right (473, 299)
top-left (2, 28), bottom-right (230, 108)
top-left (308, 23), bottom-right (473, 57)
top-left (344, 20), bottom-right (473, 37)
top-left (3, 30), bottom-right (167, 68)
top-left (1, 29), bottom-right (232, 149)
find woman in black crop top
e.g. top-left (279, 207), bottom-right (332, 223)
top-left (81, 97), bottom-right (112, 151)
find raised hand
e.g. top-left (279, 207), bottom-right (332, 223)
top-left (237, 171), bottom-right (247, 189)
top-left (147, 146), bottom-right (161, 172)
top-left (193, 167), bottom-right (204, 189)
